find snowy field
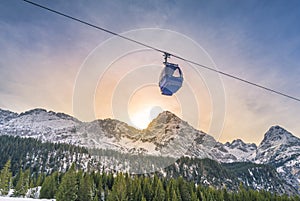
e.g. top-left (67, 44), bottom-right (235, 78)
top-left (0, 197), bottom-right (54, 201)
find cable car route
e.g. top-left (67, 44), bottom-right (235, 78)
top-left (21, 0), bottom-right (300, 101)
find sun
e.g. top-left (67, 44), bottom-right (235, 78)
top-left (129, 106), bottom-right (164, 129)
top-left (127, 85), bottom-right (181, 129)
top-left (130, 108), bottom-right (152, 129)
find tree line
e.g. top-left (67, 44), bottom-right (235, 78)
top-left (0, 135), bottom-right (88, 175)
top-left (1, 159), bottom-right (300, 201)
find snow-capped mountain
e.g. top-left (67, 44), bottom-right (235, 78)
top-left (254, 126), bottom-right (300, 191)
top-left (254, 125), bottom-right (300, 164)
top-left (0, 109), bottom-right (297, 162)
top-left (0, 108), bottom-right (79, 141)
top-left (0, 108), bottom-right (18, 125)
top-left (142, 111), bottom-right (217, 158)
top-left (0, 108), bottom-right (299, 193)
top-left (1, 135), bottom-right (297, 195)
top-left (213, 126), bottom-right (300, 192)
top-left (0, 109), bottom-right (217, 159)
top-left (211, 139), bottom-right (257, 163)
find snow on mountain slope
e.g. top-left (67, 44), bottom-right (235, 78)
top-left (254, 126), bottom-right (300, 192)
top-left (0, 109), bottom-right (297, 166)
top-left (74, 118), bottom-right (145, 152)
top-left (225, 139), bottom-right (257, 160)
top-left (0, 108), bottom-right (299, 192)
top-left (0, 109), bottom-right (217, 159)
top-left (0, 108), bottom-right (79, 141)
top-left (0, 108), bottom-right (18, 125)
top-left (211, 126), bottom-right (300, 194)
top-left (71, 111), bottom-right (218, 159)
top-left (211, 139), bottom-right (257, 163)
top-left (141, 111), bottom-right (217, 158)
top-left (255, 126), bottom-right (300, 164)
top-left (0, 198), bottom-right (54, 201)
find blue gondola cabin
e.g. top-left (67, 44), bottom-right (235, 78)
top-left (159, 62), bottom-right (183, 96)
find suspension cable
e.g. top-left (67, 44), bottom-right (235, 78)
top-left (22, 0), bottom-right (300, 102)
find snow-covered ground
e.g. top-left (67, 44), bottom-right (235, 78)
top-left (0, 187), bottom-right (55, 201)
top-left (0, 197), bottom-right (54, 201)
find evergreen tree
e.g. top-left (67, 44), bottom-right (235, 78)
top-left (40, 172), bottom-right (59, 199)
top-left (13, 168), bottom-right (30, 197)
top-left (170, 189), bottom-right (180, 201)
top-left (96, 181), bottom-right (104, 201)
top-left (178, 177), bottom-right (191, 201)
top-left (132, 180), bottom-right (143, 201)
top-left (0, 159), bottom-right (12, 195)
top-left (56, 164), bottom-right (78, 201)
top-left (125, 173), bottom-right (133, 200)
top-left (14, 169), bottom-right (22, 197)
top-left (166, 178), bottom-right (181, 201)
top-left (152, 178), bottom-right (165, 201)
top-left (222, 188), bottom-right (230, 201)
top-left (36, 173), bottom-right (45, 186)
top-left (22, 169), bottom-right (30, 194)
top-left (106, 172), bottom-right (114, 190)
top-left (77, 173), bottom-right (93, 201)
top-left (1, 134), bottom-right (300, 201)
top-left (142, 177), bottom-right (152, 201)
top-left (107, 173), bottom-right (127, 201)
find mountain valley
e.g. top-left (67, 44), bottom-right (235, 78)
top-left (0, 108), bottom-right (299, 195)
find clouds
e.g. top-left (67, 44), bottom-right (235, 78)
top-left (0, 0), bottom-right (299, 143)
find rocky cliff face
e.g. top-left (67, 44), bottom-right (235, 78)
top-left (254, 126), bottom-right (300, 191)
top-left (0, 108), bottom-right (299, 193)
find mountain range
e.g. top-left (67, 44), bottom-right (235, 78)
top-left (0, 108), bottom-right (299, 194)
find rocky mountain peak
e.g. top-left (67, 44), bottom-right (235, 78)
top-left (145, 111), bottom-right (186, 133)
top-left (18, 108), bottom-right (79, 123)
top-left (225, 139), bottom-right (257, 150)
top-left (259, 125), bottom-right (298, 148)
top-left (0, 108), bottom-right (18, 125)
top-left (19, 108), bottom-right (47, 116)
top-left (253, 126), bottom-right (300, 191)
top-left (148, 111), bottom-right (181, 126)
top-left (0, 108), bottom-right (300, 193)
top-left (227, 139), bottom-right (246, 147)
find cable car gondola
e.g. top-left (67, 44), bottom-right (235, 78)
top-left (159, 53), bottom-right (183, 96)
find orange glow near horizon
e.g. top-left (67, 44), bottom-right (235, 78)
top-left (92, 50), bottom-right (214, 134)
top-left (128, 85), bottom-right (182, 129)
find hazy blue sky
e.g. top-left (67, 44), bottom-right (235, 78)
top-left (1, 0), bottom-right (300, 143)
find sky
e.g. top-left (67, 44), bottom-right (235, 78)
top-left (0, 0), bottom-right (300, 144)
